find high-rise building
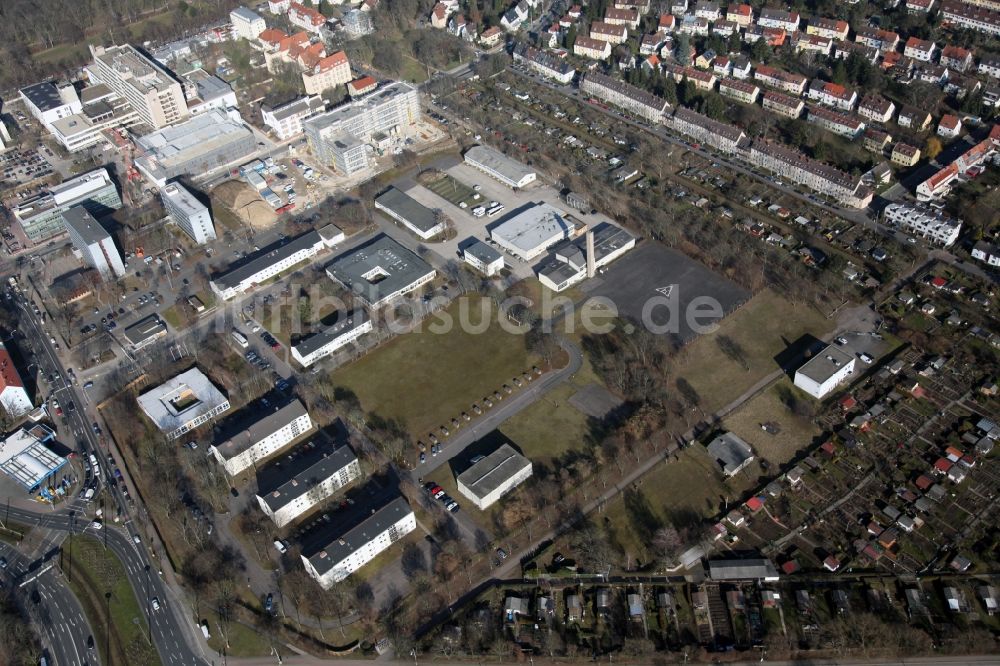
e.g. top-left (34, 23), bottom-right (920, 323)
top-left (88, 44), bottom-right (189, 128)
top-left (160, 182), bottom-right (216, 244)
top-left (9, 168), bottom-right (122, 244)
top-left (230, 7), bottom-right (267, 40)
top-left (62, 206), bottom-right (126, 279)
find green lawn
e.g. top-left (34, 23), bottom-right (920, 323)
top-left (424, 172), bottom-right (483, 209)
top-left (399, 56), bottom-right (430, 83)
top-left (328, 295), bottom-right (536, 440)
top-left (722, 377), bottom-right (823, 466)
top-left (204, 609), bottom-right (273, 657)
top-left (669, 289), bottom-right (832, 414)
top-left (61, 534), bottom-right (161, 666)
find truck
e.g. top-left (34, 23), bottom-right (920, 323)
top-left (231, 330), bottom-right (249, 348)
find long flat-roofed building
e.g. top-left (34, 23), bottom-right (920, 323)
top-left (291, 311), bottom-right (373, 367)
top-left (374, 187), bottom-right (445, 239)
top-left (88, 44), bottom-right (189, 128)
top-left (122, 314), bottom-right (168, 350)
top-left (0, 425), bottom-right (66, 491)
top-left (883, 203), bottom-right (962, 246)
top-left (138, 368), bottom-right (231, 440)
top-left (457, 443), bottom-right (532, 509)
top-left (211, 224), bottom-right (344, 300)
top-left (464, 145), bottom-right (537, 188)
top-left (537, 223), bottom-right (636, 291)
top-left (211, 400), bottom-right (314, 476)
top-left (19, 81), bottom-right (82, 130)
top-left (580, 72), bottom-right (670, 123)
top-left (490, 203), bottom-right (584, 260)
top-left (62, 207), bottom-right (126, 280)
top-left (793, 344), bottom-right (855, 399)
top-left (262, 96), bottom-right (325, 140)
top-left (10, 168), bottom-right (122, 244)
top-left (256, 439), bottom-right (361, 527)
top-left (326, 235), bottom-right (436, 308)
top-left (161, 182), bottom-right (216, 244)
top-left (708, 558), bottom-right (780, 581)
top-left (134, 109), bottom-right (257, 187)
top-left (302, 496), bottom-right (416, 587)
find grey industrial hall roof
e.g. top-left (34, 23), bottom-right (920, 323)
top-left (464, 238), bottom-right (503, 264)
top-left (231, 6), bottom-right (263, 21)
top-left (326, 235), bottom-right (435, 306)
top-left (123, 315), bottom-right (167, 346)
top-left (213, 224), bottom-right (341, 290)
top-left (257, 440), bottom-right (358, 512)
top-left (797, 344), bottom-right (854, 384)
top-left (305, 496), bottom-right (412, 575)
top-left (375, 187), bottom-right (440, 234)
top-left (457, 443), bottom-right (531, 500)
top-left (706, 432), bottom-right (753, 474)
top-left (465, 145), bottom-right (536, 184)
top-left (20, 82), bottom-right (66, 112)
top-left (214, 400), bottom-right (309, 461)
top-left (62, 206), bottom-right (111, 245)
top-left (708, 558), bottom-right (779, 580)
top-left (292, 310), bottom-right (369, 357)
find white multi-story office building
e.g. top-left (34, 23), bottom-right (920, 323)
top-left (261, 96), bottom-right (325, 140)
top-left (231, 7), bottom-right (267, 40)
top-left (62, 206), bottom-right (126, 280)
top-left (19, 81), bottom-right (82, 130)
top-left (303, 497), bottom-right (416, 586)
top-left (256, 440), bottom-right (361, 527)
top-left (326, 235), bottom-right (436, 308)
top-left (160, 182), bottom-right (216, 244)
top-left (137, 368), bottom-right (231, 440)
top-left (10, 168), bottom-right (122, 244)
top-left (291, 312), bottom-right (372, 367)
top-left (87, 44), bottom-right (189, 129)
top-left (463, 239), bottom-right (505, 276)
top-left (211, 400), bottom-right (314, 476)
top-left (794, 344), bottom-right (855, 399)
top-left (457, 444), bottom-right (533, 509)
top-left (882, 203), bottom-right (962, 247)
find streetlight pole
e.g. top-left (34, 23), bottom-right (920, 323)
top-left (105, 591), bottom-right (112, 661)
top-left (145, 564), bottom-right (152, 644)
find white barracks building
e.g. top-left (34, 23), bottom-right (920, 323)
top-left (794, 344), bottom-right (855, 399)
top-left (211, 400), bottom-right (314, 476)
top-left (256, 440), bottom-right (361, 527)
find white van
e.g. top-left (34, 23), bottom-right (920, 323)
top-left (88, 454), bottom-right (100, 476)
top-left (200, 621), bottom-right (211, 639)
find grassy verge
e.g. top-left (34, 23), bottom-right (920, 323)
top-left (60, 534), bottom-right (161, 666)
top-left (722, 377), bottom-right (823, 466)
top-left (204, 609), bottom-right (273, 657)
top-left (0, 521), bottom-right (31, 545)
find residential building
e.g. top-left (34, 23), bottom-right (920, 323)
top-left (62, 207), bottom-right (125, 280)
top-left (712, 18), bottom-right (737, 35)
top-left (796, 33), bottom-right (833, 56)
top-left (302, 52), bottom-right (352, 95)
top-left (854, 27), bottom-right (900, 52)
top-left (904, 36), bottom-right (936, 61)
top-left (231, 7), bottom-right (267, 40)
top-left (683, 66), bottom-right (717, 90)
top-left (748, 140), bottom-right (873, 208)
top-left (694, 0), bottom-right (720, 20)
top-left (256, 440), bottom-right (362, 527)
top-left (288, 1), bottom-right (327, 33)
top-left (671, 0), bottom-right (688, 14)
top-left (898, 106), bottom-right (932, 130)
top-left (326, 235), bottom-right (436, 308)
top-left (590, 21), bottom-right (628, 44)
top-left (10, 168), bottom-right (122, 244)
top-left (18, 81), bottom-right (82, 130)
top-left (211, 400), bottom-right (313, 476)
top-left (858, 95), bottom-right (895, 123)
top-left (456, 443), bottom-right (533, 509)
top-left (807, 80), bottom-right (857, 111)
top-left (489, 203), bottom-right (582, 260)
top-left (794, 344), bottom-right (856, 398)
top-left (0, 343), bottom-right (32, 417)
top-left (883, 203), bottom-right (962, 246)
top-left (463, 239), bottom-right (505, 276)
top-left (269, 0), bottom-right (291, 13)
top-left (677, 14), bottom-right (709, 35)
top-left (807, 16), bottom-right (849, 40)
top-left (537, 223), bottom-right (636, 291)
top-left (134, 109), bottom-right (256, 187)
top-left (979, 55), bottom-right (1000, 77)
top-left (762, 91), bottom-right (804, 118)
top-left (180, 68), bottom-right (238, 116)
top-left (972, 241), bottom-right (1000, 266)
top-left (480, 26), bottom-right (504, 47)
top-left (87, 44), bottom-right (188, 128)
top-left (757, 7), bottom-right (800, 31)
top-left (374, 187), bottom-right (445, 240)
top-left (907, 0), bottom-right (935, 10)
top-left (465, 145), bottom-right (537, 188)
top-left (726, 3), bottom-right (753, 26)
top-left (347, 76), bottom-right (378, 98)
top-left (808, 105), bottom-right (865, 139)
top-left (718, 78), bottom-right (760, 103)
top-left (604, 6), bottom-right (640, 28)
top-left (938, 114), bottom-right (962, 138)
top-left (668, 107), bottom-right (746, 152)
top-left (574, 35), bottom-right (612, 59)
top-left (731, 55), bottom-right (751, 78)
top-left (122, 315), bottom-right (168, 350)
top-left (940, 45), bottom-right (974, 71)
top-left (291, 311), bottom-right (372, 367)
top-left (304, 82), bottom-right (420, 176)
top-left (137, 368), bottom-right (231, 441)
top-left (302, 497), bottom-right (416, 587)
top-left (343, 8), bottom-right (375, 37)
top-left (580, 72), bottom-right (670, 122)
top-left (261, 96), bottom-right (325, 140)
top-left (891, 142), bottom-right (921, 166)
top-left (940, 0), bottom-right (1000, 35)
top-left (513, 44), bottom-right (576, 84)
top-left (211, 225), bottom-right (344, 300)
top-left (753, 65), bottom-right (807, 94)
top-left (160, 182), bottom-right (216, 244)
top-left (834, 41), bottom-right (879, 63)
top-left (864, 128), bottom-right (892, 152)
top-left (706, 432), bottom-right (754, 476)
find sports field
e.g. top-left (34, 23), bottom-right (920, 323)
top-left (422, 171), bottom-right (483, 209)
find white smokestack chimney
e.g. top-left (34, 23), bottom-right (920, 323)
top-left (586, 227), bottom-right (596, 279)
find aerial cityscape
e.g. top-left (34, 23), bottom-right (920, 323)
top-left (0, 0), bottom-right (998, 663)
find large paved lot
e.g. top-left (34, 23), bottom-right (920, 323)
top-left (589, 241), bottom-right (750, 344)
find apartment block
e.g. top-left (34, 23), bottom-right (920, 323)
top-left (857, 95), bottom-right (895, 123)
top-left (668, 107), bottom-right (746, 153)
top-left (762, 90), bottom-right (804, 118)
top-left (891, 142), bottom-right (921, 166)
top-left (211, 400), bottom-right (314, 476)
top-left (806, 16), bottom-right (848, 40)
top-left (807, 105), bottom-right (865, 138)
top-left (231, 7), bottom-right (267, 40)
top-left (261, 96), bottom-right (325, 140)
top-left (574, 35), bottom-right (612, 59)
top-left (883, 203), bottom-right (962, 246)
top-left (160, 182), bottom-right (216, 244)
top-left (753, 65), bottom-right (807, 95)
top-left (88, 44), bottom-right (189, 128)
top-left (580, 72), bottom-right (670, 122)
top-left (718, 78), bottom-right (760, 103)
top-left (748, 140), bottom-right (873, 208)
top-left (590, 21), bottom-right (628, 44)
top-left (807, 80), bottom-right (857, 111)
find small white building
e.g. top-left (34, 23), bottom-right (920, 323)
top-left (462, 239), bottom-right (505, 276)
top-left (302, 496), bottom-right (416, 587)
top-left (261, 96), bottom-right (325, 141)
top-left (883, 203), bottom-right (961, 247)
top-left (0, 343), bottom-right (32, 417)
top-left (231, 7), bottom-right (268, 40)
top-left (457, 443), bottom-right (532, 510)
top-left (161, 182), bottom-right (216, 244)
top-left (256, 440), bottom-right (361, 527)
top-left (137, 368), bottom-right (231, 441)
top-left (794, 344), bottom-right (856, 399)
top-left (464, 145), bottom-right (537, 188)
top-left (211, 400), bottom-right (314, 476)
top-left (290, 311), bottom-right (373, 368)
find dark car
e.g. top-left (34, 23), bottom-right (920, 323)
top-left (230, 487), bottom-right (239, 498)
top-left (264, 593), bottom-right (274, 614)
top-left (87, 635), bottom-right (95, 650)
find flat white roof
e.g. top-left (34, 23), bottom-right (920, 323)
top-left (0, 426), bottom-right (65, 489)
top-left (465, 145), bottom-right (536, 184)
top-left (796, 344), bottom-right (854, 384)
top-left (137, 368), bottom-right (228, 433)
top-left (490, 203), bottom-right (579, 257)
top-left (161, 182), bottom-right (208, 217)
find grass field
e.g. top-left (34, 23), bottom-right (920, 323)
top-left (204, 609), bottom-right (273, 657)
top-left (668, 289), bottom-right (831, 414)
top-left (722, 377), bottom-right (823, 466)
top-left (328, 295), bottom-right (536, 440)
top-left (61, 534), bottom-right (161, 666)
top-left (423, 172), bottom-right (483, 209)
